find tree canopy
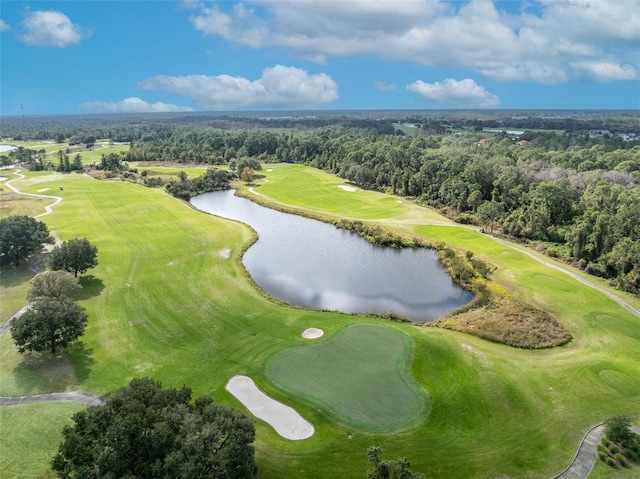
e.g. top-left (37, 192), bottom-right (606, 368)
top-left (0, 215), bottom-right (53, 266)
top-left (48, 238), bottom-right (98, 277)
top-left (27, 270), bottom-right (81, 301)
top-left (51, 377), bottom-right (257, 479)
top-left (367, 445), bottom-right (425, 479)
top-left (605, 415), bottom-right (636, 446)
top-left (11, 297), bottom-right (88, 354)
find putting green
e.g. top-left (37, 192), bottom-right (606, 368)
top-left (266, 323), bottom-right (427, 432)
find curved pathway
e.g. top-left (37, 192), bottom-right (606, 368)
top-left (1, 169), bottom-right (63, 334)
top-left (0, 392), bottom-right (102, 406)
top-left (554, 425), bottom-right (640, 479)
top-left (3, 168), bottom-right (63, 218)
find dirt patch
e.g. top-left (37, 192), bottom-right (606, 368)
top-left (217, 248), bottom-right (231, 259)
top-left (226, 375), bottom-right (314, 440)
top-left (302, 328), bottom-right (324, 339)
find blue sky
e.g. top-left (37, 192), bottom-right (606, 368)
top-left (1, 0), bottom-right (639, 115)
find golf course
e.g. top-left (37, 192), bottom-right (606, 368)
top-left (1, 162), bottom-right (639, 478)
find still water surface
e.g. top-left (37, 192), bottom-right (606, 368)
top-left (191, 190), bottom-right (472, 321)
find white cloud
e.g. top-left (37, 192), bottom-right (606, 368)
top-left (79, 97), bottom-right (194, 113)
top-left (187, 0), bottom-right (639, 84)
top-left (407, 78), bottom-right (500, 108)
top-left (18, 10), bottom-right (91, 47)
top-left (375, 81), bottom-right (396, 91)
top-left (570, 62), bottom-right (638, 82)
top-left (137, 65), bottom-right (338, 109)
top-left (0, 19), bottom-right (10, 32)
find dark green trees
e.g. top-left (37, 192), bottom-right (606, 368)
top-left (52, 378), bottom-right (258, 479)
top-left (0, 215), bottom-right (53, 266)
top-left (11, 297), bottom-right (88, 353)
top-left (367, 446), bottom-right (425, 479)
top-left (605, 415), bottom-right (636, 445)
top-left (49, 238), bottom-right (98, 277)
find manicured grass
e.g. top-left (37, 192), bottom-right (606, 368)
top-left (75, 143), bottom-right (130, 164)
top-left (266, 323), bottom-right (426, 432)
top-left (0, 172), bottom-right (55, 219)
top-left (0, 264), bottom-right (35, 321)
top-left (1, 166), bottom-right (639, 478)
top-left (0, 402), bottom-right (85, 479)
top-left (255, 163), bottom-right (450, 224)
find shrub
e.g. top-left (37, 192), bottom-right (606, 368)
top-left (605, 456), bottom-right (617, 467)
top-left (597, 444), bottom-right (608, 454)
top-left (454, 214), bottom-right (474, 224)
top-left (601, 437), bottom-right (611, 447)
top-left (609, 444), bottom-right (619, 454)
top-left (597, 450), bottom-right (608, 462)
top-left (614, 453), bottom-right (628, 467)
top-left (622, 448), bottom-right (638, 462)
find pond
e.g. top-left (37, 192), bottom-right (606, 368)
top-left (191, 190), bottom-right (472, 322)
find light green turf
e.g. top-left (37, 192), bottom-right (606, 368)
top-left (1, 166), bottom-right (639, 479)
top-left (255, 163), bottom-right (451, 224)
top-left (266, 323), bottom-right (426, 432)
top-left (0, 402), bottom-right (85, 479)
top-left (73, 143), bottom-right (130, 164)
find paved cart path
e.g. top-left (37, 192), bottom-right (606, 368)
top-left (553, 425), bottom-right (640, 479)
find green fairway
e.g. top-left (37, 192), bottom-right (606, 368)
top-left (0, 402), bottom-right (85, 479)
top-left (1, 166), bottom-right (639, 478)
top-left (267, 323), bottom-right (426, 432)
top-left (255, 163), bottom-right (450, 224)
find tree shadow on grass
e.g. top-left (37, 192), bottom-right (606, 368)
top-left (75, 275), bottom-right (104, 300)
top-left (65, 341), bottom-right (95, 383)
top-left (0, 263), bottom-right (35, 288)
top-left (12, 341), bottom-right (95, 395)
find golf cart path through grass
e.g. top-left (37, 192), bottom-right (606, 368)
top-left (249, 180), bottom-right (640, 319)
top-left (4, 169), bottom-right (63, 218)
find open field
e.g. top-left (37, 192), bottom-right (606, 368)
top-left (1, 165), bottom-right (639, 478)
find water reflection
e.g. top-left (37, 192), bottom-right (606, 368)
top-left (191, 190), bottom-right (472, 321)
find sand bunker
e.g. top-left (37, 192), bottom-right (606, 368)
top-left (226, 375), bottom-right (314, 440)
top-left (337, 184), bottom-right (357, 192)
top-left (37, 188), bottom-right (51, 192)
top-left (302, 328), bottom-right (324, 339)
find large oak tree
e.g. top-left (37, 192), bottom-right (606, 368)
top-left (48, 238), bottom-right (98, 277)
top-left (0, 215), bottom-right (53, 266)
top-left (11, 297), bottom-right (88, 354)
top-left (52, 378), bottom-right (258, 479)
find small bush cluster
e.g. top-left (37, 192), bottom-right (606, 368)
top-left (337, 219), bottom-right (419, 248)
top-left (599, 419), bottom-right (640, 469)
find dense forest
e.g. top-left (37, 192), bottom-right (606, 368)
top-left (2, 111), bottom-right (639, 294)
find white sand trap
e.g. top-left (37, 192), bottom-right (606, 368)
top-left (217, 248), bottom-right (231, 259)
top-left (302, 328), bottom-right (324, 339)
top-left (338, 184), bottom-right (357, 192)
top-left (266, 169), bottom-right (274, 172)
top-left (37, 188), bottom-right (51, 192)
top-left (226, 375), bottom-right (314, 440)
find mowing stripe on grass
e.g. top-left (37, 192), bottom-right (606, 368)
top-left (266, 323), bottom-right (428, 432)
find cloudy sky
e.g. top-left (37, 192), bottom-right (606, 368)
top-left (1, 0), bottom-right (638, 115)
